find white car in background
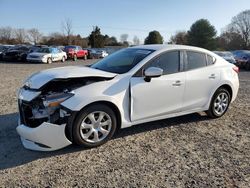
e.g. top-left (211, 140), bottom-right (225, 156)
top-left (96, 50), bottom-right (109, 58)
top-left (17, 45), bottom-right (239, 151)
top-left (27, 47), bottom-right (67, 63)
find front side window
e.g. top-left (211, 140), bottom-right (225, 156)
top-left (91, 48), bottom-right (154, 74)
top-left (144, 51), bottom-right (180, 75)
top-left (186, 51), bottom-right (207, 70)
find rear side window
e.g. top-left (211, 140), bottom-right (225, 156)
top-left (186, 51), bottom-right (207, 70)
top-left (207, 55), bottom-right (215, 65)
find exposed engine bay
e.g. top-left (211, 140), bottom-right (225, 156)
top-left (19, 77), bottom-right (111, 128)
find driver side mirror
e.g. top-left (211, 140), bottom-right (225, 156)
top-left (144, 67), bottom-right (163, 82)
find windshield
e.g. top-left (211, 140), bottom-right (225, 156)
top-left (37, 48), bottom-right (51, 53)
top-left (91, 48), bottom-right (154, 74)
top-left (65, 46), bottom-right (76, 49)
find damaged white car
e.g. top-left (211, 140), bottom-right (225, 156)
top-left (17, 45), bottom-right (239, 151)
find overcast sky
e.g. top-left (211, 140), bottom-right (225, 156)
top-left (0, 0), bottom-right (250, 43)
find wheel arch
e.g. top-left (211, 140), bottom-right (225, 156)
top-left (217, 84), bottom-right (233, 101)
top-left (206, 83), bottom-right (234, 111)
top-left (66, 100), bottom-right (122, 142)
top-left (81, 100), bottom-right (122, 130)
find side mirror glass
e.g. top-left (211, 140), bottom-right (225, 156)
top-left (144, 67), bottom-right (163, 82)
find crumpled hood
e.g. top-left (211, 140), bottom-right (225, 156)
top-left (25, 66), bottom-right (117, 89)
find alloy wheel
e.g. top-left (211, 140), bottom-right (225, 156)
top-left (213, 92), bottom-right (229, 115)
top-left (80, 111), bottom-right (112, 143)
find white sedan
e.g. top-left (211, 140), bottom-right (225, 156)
top-left (17, 45), bottom-right (239, 151)
top-left (27, 47), bottom-right (67, 63)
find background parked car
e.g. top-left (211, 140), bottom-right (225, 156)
top-left (0, 45), bottom-right (14, 60)
top-left (232, 50), bottom-right (250, 69)
top-left (27, 47), bottom-right (67, 63)
top-left (86, 48), bottom-right (97, 59)
top-left (64, 45), bottom-right (88, 61)
top-left (3, 45), bottom-right (30, 61)
top-left (87, 49), bottom-right (109, 59)
top-left (95, 50), bottom-right (109, 58)
top-left (213, 51), bottom-right (236, 64)
top-left (239, 52), bottom-right (250, 70)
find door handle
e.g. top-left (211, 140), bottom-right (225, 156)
top-left (209, 74), bottom-right (216, 79)
top-left (172, 80), bottom-right (182, 86)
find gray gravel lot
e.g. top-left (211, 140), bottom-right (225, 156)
top-left (0, 60), bottom-right (249, 187)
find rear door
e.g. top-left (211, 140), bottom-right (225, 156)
top-left (182, 51), bottom-right (220, 111)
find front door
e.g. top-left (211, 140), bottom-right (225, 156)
top-left (130, 50), bottom-right (185, 122)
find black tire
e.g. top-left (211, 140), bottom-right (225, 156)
top-left (206, 88), bottom-right (231, 118)
top-left (73, 54), bottom-right (77, 61)
top-left (83, 54), bottom-right (87, 60)
top-left (47, 57), bottom-right (52, 64)
top-left (21, 54), bottom-right (27, 62)
top-left (61, 56), bottom-right (65, 62)
top-left (72, 104), bottom-right (117, 148)
top-left (246, 63), bottom-right (250, 71)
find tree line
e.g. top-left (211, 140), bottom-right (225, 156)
top-left (0, 10), bottom-right (249, 50)
top-left (169, 10), bottom-right (250, 50)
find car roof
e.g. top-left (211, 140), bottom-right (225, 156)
top-left (130, 44), bottom-right (212, 53)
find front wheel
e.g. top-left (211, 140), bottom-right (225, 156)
top-left (206, 88), bottom-right (231, 118)
top-left (72, 104), bottom-right (117, 148)
top-left (47, 57), bottom-right (52, 64)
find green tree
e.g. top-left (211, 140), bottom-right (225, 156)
top-left (187, 19), bottom-right (217, 50)
top-left (88, 26), bottom-right (105, 48)
top-left (144, 30), bottom-right (163, 44)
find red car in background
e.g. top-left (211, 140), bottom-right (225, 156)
top-left (64, 46), bottom-right (88, 61)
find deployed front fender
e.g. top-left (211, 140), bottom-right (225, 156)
top-left (61, 75), bottom-right (132, 128)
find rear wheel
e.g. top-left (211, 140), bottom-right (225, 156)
top-left (61, 56), bottom-right (65, 62)
top-left (206, 88), bottom-right (231, 118)
top-left (72, 104), bottom-right (117, 148)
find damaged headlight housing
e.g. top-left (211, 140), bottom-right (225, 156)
top-left (43, 92), bottom-right (74, 108)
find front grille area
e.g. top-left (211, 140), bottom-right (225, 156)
top-left (29, 55), bottom-right (39, 58)
top-left (18, 99), bottom-right (48, 128)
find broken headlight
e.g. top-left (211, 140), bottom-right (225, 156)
top-left (43, 92), bottom-right (74, 108)
top-left (29, 92), bottom-right (74, 125)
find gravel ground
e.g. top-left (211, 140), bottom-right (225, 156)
top-left (0, 60), bottom-right (249, 187)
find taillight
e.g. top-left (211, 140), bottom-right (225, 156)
top-left (233, 66), bottom-right (239, 73)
